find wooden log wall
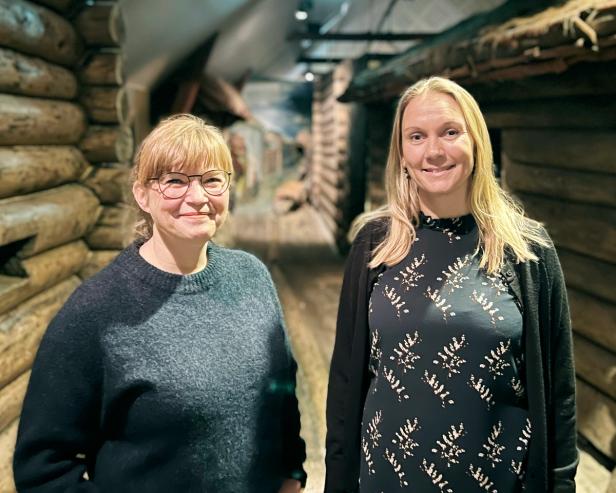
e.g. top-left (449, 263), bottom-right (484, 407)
top-left (75, 0), bottom-right (135, 277)
top-left (0, 1), bottom-right (91, 490)
top-left (0, 1), bottom-right (133, 489)
top-left (364, 102), bottom-right (393, 211)
top-left (484, 86), bottom-right (616, 465)
top-left (310, 61), bottom-right (366, 252)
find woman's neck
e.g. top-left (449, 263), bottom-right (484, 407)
top-left (139, 232), bottom-right (208, 274)
top-left (418, 191), bottom-right (470, 219)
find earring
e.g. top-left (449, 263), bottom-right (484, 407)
top-left (403, 167), bottom-right (410, 179)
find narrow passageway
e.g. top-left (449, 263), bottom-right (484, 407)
top-left (217, 169), bottom-right (610, 493)
top-left (217, 171), bottom-right (344, 492)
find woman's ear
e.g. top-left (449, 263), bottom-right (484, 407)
top-left (132, 182), bottom-right (151, 213)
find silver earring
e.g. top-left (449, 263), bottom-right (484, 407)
top-left (403, 167), bottom-right (410, 178)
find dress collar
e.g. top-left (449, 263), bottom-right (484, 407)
top-left (418, 211), bottom-right (476, 235)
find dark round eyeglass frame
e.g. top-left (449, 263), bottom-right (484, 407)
top-left (148, 171), bottom-right (232, 199)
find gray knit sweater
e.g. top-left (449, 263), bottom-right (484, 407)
top-left (14, 240), bottom-right (307, 492)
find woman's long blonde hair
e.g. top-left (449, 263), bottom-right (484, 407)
top-left (351, 76), bottom-right (548, 273)
top-left (131, 114), bottom-right (233, 239)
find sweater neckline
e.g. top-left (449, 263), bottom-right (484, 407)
top-left (117, 239), bottom-right (226, 293)
top-left (419, 211), bottom-right (476, 235)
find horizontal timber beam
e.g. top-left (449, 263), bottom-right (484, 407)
top-left (288, 32), bottom-right (436, 42)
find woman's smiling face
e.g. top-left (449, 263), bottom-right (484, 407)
top-left (134, 166), bottom-right (229, 244)
top-left (401, 91), bottom-right (474, 212)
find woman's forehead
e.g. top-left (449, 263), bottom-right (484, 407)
top-left (403, 92), bottom-right (465, 127)
top-left (160, 160), bottom-right (222, 174)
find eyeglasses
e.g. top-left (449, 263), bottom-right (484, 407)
top-left (149, 171), bottom-right (232, 199)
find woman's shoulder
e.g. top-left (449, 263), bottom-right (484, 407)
top-left (213, 243), bottom-right (271, 277)
top-left (354, 217), bottom-right (389, 245)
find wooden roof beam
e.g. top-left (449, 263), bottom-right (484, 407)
top-left (288, 32), bottom-right (437, 42)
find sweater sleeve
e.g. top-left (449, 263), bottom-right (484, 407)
top-left (543, 245), bottom-right (579, 492)
top-left (325, 224), bottom-right (373, 492)
top-left (261, 265), bottom-right (307, 487)
top-left (13, 292), bottom-right (101, 492)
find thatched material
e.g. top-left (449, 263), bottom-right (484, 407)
top-left (342, 0), bottom-right (616, 102)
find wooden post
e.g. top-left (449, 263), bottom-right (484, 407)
top-left (77, 50), bottom-right (125, 86)
top-left (80, 85), bottom-right (129, 123)
top-left (74, 1), bottom-right (124, 47)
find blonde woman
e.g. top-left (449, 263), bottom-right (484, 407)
top-left (14, 115), bottom-right (306, 492)
top-left (325, 77), bottom-right (577, 493)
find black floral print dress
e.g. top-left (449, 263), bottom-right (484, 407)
top-left (359, 213), bottom-right (531, 493)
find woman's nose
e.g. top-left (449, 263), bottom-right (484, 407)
top-left (426, 137), bottom-right (445, 159)
top-left (184, 178), bottom-right (209, 202)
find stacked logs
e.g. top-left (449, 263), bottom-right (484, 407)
top-left (364, 102), bottom-right (393, 211)
top-left (0, 1), bottom-right (102, 489)
top-left (75, 0), bottom-right (136, 277)
top-left (493, 105), bottom-right (616, 467)
top-left (310, 61), bottom-right (366, 252)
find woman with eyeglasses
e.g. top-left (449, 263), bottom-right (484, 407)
top-left (13, 114), bottom-right (307, 492)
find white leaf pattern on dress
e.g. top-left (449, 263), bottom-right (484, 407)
top-left (392, 417), bottom-right (420, 458)
top-left (478, 421), bottom-right (506, 468)
top-left (393, 254), bottom-right (426, 291)
top-left (516, 418), bottom-right (532, 451)
top-left (479, 340), bottom-right (511, 379)
top-left (390, 331), bottom-right (421, 373)
top-left (425, 286), bottom-right (456, 320)
top-left (481, 272), bottom-right (509, 296)
top-left (468, 374), bottom-right (495, 409)
top-left (468, 464), bottom-right (498, 492)
top-left (437, 255), bottom-right (471, 294)
top-left (384, 285), bottom-right (409, 317)
top-left (367, 410), bottom-right (383, 448)
top-left (510, 459), bottom-right (525, 482)
top-left (433, 335), bottom-right (467, 377)
top-left (510, 377), bottom-right (525, 399)
top-left (361, 437), bottom-right (376, 475)
top-left (420, 459), bottom-right (453, 492)
top-left (383, 366), bottom-right (410, 402)
top-left (423, 370), bottom-right (454, 407)
top-left (384, 448), bottom-right (408, 487)
top-left (470, 290), bottom-right (505, 325)
top-left (369, 329), bottom-right (382, 375)
top-left (431, 422), bottom-right (466, 467)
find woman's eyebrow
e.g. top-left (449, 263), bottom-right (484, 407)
top-left (403, 120), bottom-right (464, 132)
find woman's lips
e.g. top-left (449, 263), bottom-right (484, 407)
top-left (180, 212), bottom-right (211, 218)
top-left (422, 164), bottom-right (456, 175)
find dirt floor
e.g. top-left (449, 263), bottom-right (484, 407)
top-left (218, 173), bottom-right (612, 493)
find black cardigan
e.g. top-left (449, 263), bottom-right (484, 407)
top-left (325, 220), bottom-right (578, 493)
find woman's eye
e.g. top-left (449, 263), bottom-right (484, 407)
top-left (445, 129), bottom-right (459, 137)
top-left (163, 178), bottom-right (185, 185)
top-left (409, 133), bottom-right (423, 142)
